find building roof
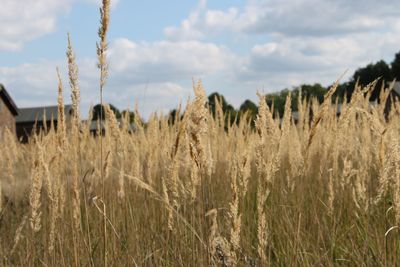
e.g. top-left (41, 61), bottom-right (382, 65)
top-left (0, 84), bottom-right (18, 116)
top-left (393, 81), bottom-right (400, 96)
top-left (16, 105), bottom-right (73, 123)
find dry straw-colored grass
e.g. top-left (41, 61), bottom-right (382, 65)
top-left (1, 77), bottom-right (400, 266)
top-left (2, 2), bottom-right (400, 266)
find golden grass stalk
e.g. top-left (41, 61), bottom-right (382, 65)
top-left (97, 0), bottom-right (110, 91)
top-left (229, 155), bottom-right (241, 264)
top-left (56, 68), bottom-right (67, 149)
top-left (29, 148), bottom-right (43, 233)
top-left (67, 33), bottom-right (80, 125)
top-left (10, 215), bottom-right (28, 256)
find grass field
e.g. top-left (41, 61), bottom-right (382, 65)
top-left (1, 1), bottom-right (400, 266)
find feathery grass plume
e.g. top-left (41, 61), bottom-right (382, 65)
top-left (167, 114), bottom-right (187, 213)
top-left (67, 33), bottom-right (80, 126)
top-left (207, 209), bottom-right (219, 262)
top-left (10, 215), bottom-right (28, 256)
top-left (66, 36), bottom-right (82, 233)
top-left (375, 131), bottom-right (393, 206)
top-left (229, 154), bottom-right (241, 263)
top-left (103, 104), bottom-right (119, 181)
top-left (393, 137), bottom-right (400, 226)
top-left (376, 131), bottom-right (398, 203)
top-left (214, 95), bottom-right (225, 130)
top-left (254, 92), bottom-right (277, 264)
top-left (307, 78), bottom-right (340, 150)
top-left (238, 144), bottom-right (251, 197)
top-left (117, 152), bottom-right (126, 200)
top-left (206, 209), bottom-right (234, 266)
top-left (281, 92), bottom-right (292, 140)
top-left (56, 68), bottom-right (67, 149)
top-left (327, 169), bottom-right (335, 216)
top-left (297, 88), bottom-right (305, 130)
top-left (256, 179), bottom-right (269, 264)
top-left (189, 80), bottom-right (212, 174)
top-left (30, 148), bottom-right (43, 233)
top-left (378, 81), bottom-right (394, 119)
top-left (104, 104), bottom-right (119, 139)
top-left (97, 2), bottom-right (110, 263)
top-left (279, 93), bottom-right (293, 188)
top-left (256, 92), bottom-right (280, 146)
top-left (144, 114), bottom-right (159, 186)
top-left (162, 177), bottom-right (173, 231)
top-left (40, 148), bottom-right (53, 203)
top-left (187, 80), bottom-right (212, 199)
top-left (71, 154), bottom-right (81, 233)
top-left (48, 178), bottom-right (59, 253)
top-left (288, 123), bottom-right (304, 182)
top-left (340, 157), bottom-right (354, 189)
top-left (255, 93), bottom-right (267, 147)
top-left (97, 0), bottom-right (110, 90)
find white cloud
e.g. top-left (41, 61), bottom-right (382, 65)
top-left (108, 38), bottom-right (237, 83)
top-left (0, 60), bottom-right (65, 107)
top-left (0, 0), bottom-right (75, 51)
top-left (231, 0), bottom-right (391, 36)
top-left (3, 0), bottom-right (400, 117)
top-left (167, 0), bottom-right (400, 38)
top-left (0, 0), bottom-right (119, 51)
top-left (164, 0), bottom-right (207, 41)
top-left (163, 0), bottom-right (400, 92)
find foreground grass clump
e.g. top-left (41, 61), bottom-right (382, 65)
top-left (1, 78), bottom-right (400, 266)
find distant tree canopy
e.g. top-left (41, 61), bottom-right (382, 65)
top-left (207, 92), bottom-right (235, 115)
top-left (166, 84), bottom-right (328, 126)
top-left (121, 109), bottom-right (135, 123)
top-left (391, 51), bottom-right (400, 81)
top-left (92, 103), bottom-right (121, 120)
top-left (349, 60), bottom-right (392, 100)
top-left (168, 108), bottom-right (183, 124)
top-left (337, 52), bottom-right (400, 101)
top-left (239, 99), bottom-right (258, 117)
top-left (207, 92), bottom-right (237, 125)
top-left (264, 83), bottom-right (327, 117)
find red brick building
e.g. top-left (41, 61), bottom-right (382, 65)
top-left (0, 84), bottom-right (18, 137)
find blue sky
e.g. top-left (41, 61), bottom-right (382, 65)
top-left (1, 0), bottom-right (400, 118)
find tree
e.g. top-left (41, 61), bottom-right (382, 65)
top-left (92, 103), bottom-right (121, 120)
top-left (265, 89), bottom-right (290, 117)
top-left (349, 60), bottom-right (392, 100)
top-left (207, 92), bottom-right (235, 115)
top-left (333, 82), bottom-right (350, 102)
top-left (239, 99), bottom-right (258, 127)
top-left (297, 83), bottom-right (326, 103)
top-left (391, 51), bottom-right (400, 81)
top-left (168, 108), bottom-right (184, 125)
top-left (207, 92), bottom-right (237, 126)
top-left (121, 109), bottom-right (135, 123)
top-left (239, 99), bottom-right (258, 116)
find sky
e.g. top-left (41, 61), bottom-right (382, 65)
top-left (1, 0), bottom-right (400, 118)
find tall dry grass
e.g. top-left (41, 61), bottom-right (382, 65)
top-left (1, 77), bottom-right (400, 266)
top-left (1, 2), bottom-right (400, 266)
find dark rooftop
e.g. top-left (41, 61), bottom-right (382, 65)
top-left (0, 84), bottom-right (18, 116)
top-left (16, 105), bottom-right (73, 123)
